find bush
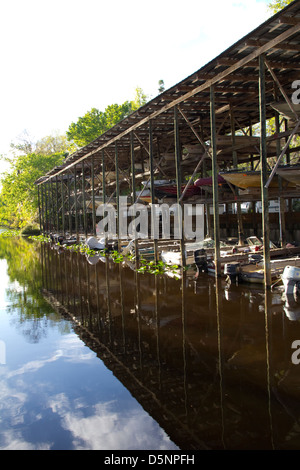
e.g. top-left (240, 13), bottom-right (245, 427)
top-left (20, 224), bottom-right (41, 236)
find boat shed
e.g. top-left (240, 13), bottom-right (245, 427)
top-left (35, 0), bottom-right (300, 287)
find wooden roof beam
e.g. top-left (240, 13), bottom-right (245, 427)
top-left (41, 21), bottom-right (300, 182)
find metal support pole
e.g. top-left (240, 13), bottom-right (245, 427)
top-left (67, 172), bottom-right (72, 236)
top-left (230, 105), bottom-right (244, 245)
top-left (259, 54), bottom-right (271, 288)
top-left (276, 112), bottom-right (286, 248)
top-left (74, 166), bottom-right (79, 238)
top-left (102, 149), bottom-right (106, 205)
top-left (81, 162), bottom-right (87, 237)
top-left (130, 132), bottom-right (139, 261)
top-left (210, 86), bottom-right (221, 276)
top-left (91, 156), bottom-right (96, 236)
top-left (37, 184), bottom-right (42, 232)
top-left (149, 120), bottom-right (158, 262)
top-left (61, 177), bottom-right (65, 236)
top-left (174, 106), bottom-right (185, 265)
top-left (115, 143), bottom-right (120, 249)
top-left (45, 183), bottom-right (49, 233)
top-left (55, 176), bottom-right (60, 233)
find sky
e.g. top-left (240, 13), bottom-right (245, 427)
top-left (0, 0), bottom-right (272, 170)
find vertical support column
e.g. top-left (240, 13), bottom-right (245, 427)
top-left (41, 184), bottom-right (46, 234)
top-left (276, 112), bottom-right (286, 247)
top-left (230, 105), bottom-right (244, 245)
top-left (37, 184), bottom-right (42, 233)
top-left (55, 176), bottom-right (60, 234)
top-left (74, 166), bottom-right (79, 239)
top-left (61, 177), bottom-right (65, 236)
top-left (149, 120), bottom-right (158, 262)
top-left (210, 86), bottom-right (221, 276)
top-left (81, 162), bottom-right (87, 237)
top-left (130, 132), bottom-right (139, 261)
top-left (45, 182), bottom-right (49, 233)
top-left (91, 156), bottom-right (96, 236)
top-left (102, 150), bottom-right (106, 205)
top-left (67, 171), bottom-right (72, 236)
top-left (259, 54), bottom-right (271, 288)
top-left (115, 143), bottom-right (120, 250)
top-left (49, 179), bottom-right (54, 233)
top-left (174, 106), bottom-right (185, 265)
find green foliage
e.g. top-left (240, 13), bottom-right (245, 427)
top-left (0, 152), bottom-right (64, 228)
top-left (268, 0), bottom-right (293, 14)
top-left (66, 87), bottom-right (148, 148)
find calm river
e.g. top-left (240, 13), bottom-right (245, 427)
top-left (1, 234), bottom-right (300, 450)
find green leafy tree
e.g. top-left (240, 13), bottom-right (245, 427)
top-left (0, 152), bottom-right (64, 228)
top-left (66, 87), bottom-right (148, 148)
top-left (268, 0), bottom-right (294, 14)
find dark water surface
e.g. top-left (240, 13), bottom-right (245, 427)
top-left (1, 236), bottom-right (300, 450)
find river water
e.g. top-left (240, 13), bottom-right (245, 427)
top-left (1, 235), bottom-right (300, 450)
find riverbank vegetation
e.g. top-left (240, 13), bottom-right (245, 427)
top-left (0, 87), bottom-right (149, 229)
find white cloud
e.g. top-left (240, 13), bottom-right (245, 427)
top-left (47, 394), bottom-right (178, 450)
top-left (0, 0), bottom-right (270, 160)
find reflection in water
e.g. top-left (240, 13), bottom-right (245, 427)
top-left (2, 236), bottom-right (300, 449)
top-left (39, 242), bottom-right (300, 449)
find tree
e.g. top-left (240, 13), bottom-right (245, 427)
top-left (158, 80), bottom-right (165, 93)
top-left (66, 87), bottom-right (149, 148)
top-left (268, 0), bottom-right (293, 14)
top-left (0, 152), bottom-right (64, 228)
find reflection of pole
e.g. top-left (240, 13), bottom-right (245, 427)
top-left (105, 257), bottom-right (112, 344)
top-left (215, 277), bottom-right (225, 448)
top-left (181, 270), bottom-right (188, 417)
top-left (119, 263), bottom-right (126, 352)
top-left (155, 275), bottom-right (161, 390)
top-left (264, 286), bottom-right (275, 449)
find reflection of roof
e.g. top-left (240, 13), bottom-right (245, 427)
top-left (36, 2), bottom-right (300, 188)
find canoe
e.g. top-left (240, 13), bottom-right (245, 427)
top-left (220, 169), bottom-right (296, 190)
top-left (276, 165), bottom-right (300, 187)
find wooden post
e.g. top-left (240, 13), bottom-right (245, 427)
top-left (81, 162), bottom-right (87, 237)
top-left (91, 156), bottom-right (96, 236)
top-left (259, 54), bottom-right (271, 288)
top-left (210, 86), bottom-right (221, 276)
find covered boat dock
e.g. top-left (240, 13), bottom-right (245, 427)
top-left (35, 1), bottom-right (300, 287)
